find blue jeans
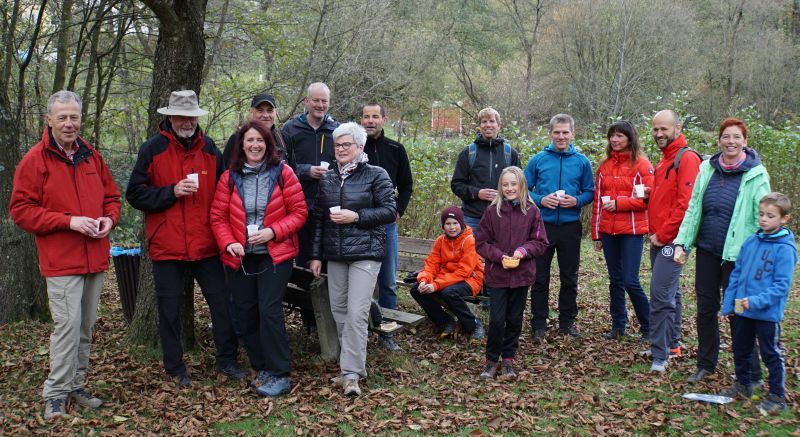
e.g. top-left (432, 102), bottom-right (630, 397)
top-left (376, 222), bottom-right (398, 310)
top-left (463, 215), bottom-right (488, 305)
top-left (600, 234), bottom-right (650, 335)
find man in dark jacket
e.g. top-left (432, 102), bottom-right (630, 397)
top-left (126, 90), bottom-right (245, 387)
top-left (361, 103), bottom-right (413, 351)
top-left (524, 114), bottom-right (595, 341)
top-left (10, 90), bottom-right (121, 420)
top-left (451, 107), bottom-right (521, 232)
top-left (221, 93), bottom-right (287, 168)
top-left (282, 82), bottom-right (340, 267)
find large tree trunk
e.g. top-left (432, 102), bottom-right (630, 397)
top-left (127, 0), bottom-right (208, 349)
top-left (51, 0), bottom-right (75, 93)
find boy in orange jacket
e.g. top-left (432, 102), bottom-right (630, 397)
top-left (411, 206), bottom-right (485, 340)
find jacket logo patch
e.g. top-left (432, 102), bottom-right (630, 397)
top-left (201, 170), bottom-right (208, 175)
top-left (661, 246), bottom-right (674, 257)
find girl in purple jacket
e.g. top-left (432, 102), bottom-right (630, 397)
top-left (476, 166), bottom-right (549, 381)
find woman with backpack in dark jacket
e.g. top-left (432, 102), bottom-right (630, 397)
top-left (309, 122), bottom-right (397, 397)
top-left (210, 120), bottom-right (307, 397)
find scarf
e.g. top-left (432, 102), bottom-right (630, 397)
top-left (338, 151), bottom-right (369, 180)
top-left (718, 150), bottom-right (746, 173)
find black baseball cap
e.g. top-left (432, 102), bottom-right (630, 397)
top-left (251, 93), bottom-right (276, 108)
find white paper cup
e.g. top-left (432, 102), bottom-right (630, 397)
top-left (329, 206), bottom-right (341, 213)
top-left (319, 161), bottom-right (330, 170)
top-left (187, 173), bottom-right (199, 187)
top-left (634, 184), bottom-right (645, 198)
top-left (247, 224), bottom-right (259, 235)
top-left (555, 189), bottom-right (566, 199)
top-left (601, 196), bottom-right (611, 204)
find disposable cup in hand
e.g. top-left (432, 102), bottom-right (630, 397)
top-left (634, 184), bottom-right (645, 198)
top-left (319, 161), bottom-right (330, 170)
top-left (247, 224), bottom-right (259, 235)
top-left (187, 173), bottom-right (199, 187)
top-left (601, 195), bottom-right (611, 204)
top-left (734, 298), bottom-right (744, 313)
top-left (329, 206), bottom-right (341, 213)
top-left (555, 190), bottom-right (566, 199)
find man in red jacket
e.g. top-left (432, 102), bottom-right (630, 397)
top-left (126, 90), bottom-right (244, 387)
top-left (643, 110), bottom-right (701, 373)
top-left (10, 90), bottom-right (121, 420)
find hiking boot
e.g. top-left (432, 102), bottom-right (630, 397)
top-left (718, 382), bottom-right (752, 400)
top-left (172, 373), bottom-right (192, 388)
top-left (470, 320), bottom-right (485, 341)
top-left (343, 378), bottom-right (361, 396)
top-left (531, 329), bottom-right (546, 344)
top-left (649, 360), bottom-right (668, 373)
top-left (44, 397), bottom-right (67, 421)
top-left (251, 370), bottom-right (272, 389)
top-left (687, 368), bottom-right (714, 384)
top-left (602, 330), bottom-right (625, 340)
top-left (69, 388), bottom-right (103, 409)
top-left (757, 393), bottom-right (787, 416)
top-left (217, 362), bottom-right (248, 380)
top-left (559, 325), bottom-right (581, 338)
top-left (499, 359), bottom-right (517, 380)
top-left (439, 320), bottom-right (457, 339)
top-left (479, 360), bottom-right (499, 380)
top-left (379, 335), bottom-right (402, 351)
top-left (255, 376), bottom-right (291, 397)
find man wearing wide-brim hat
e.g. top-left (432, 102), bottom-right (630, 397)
top-left (126, 89), bottom-right (246, 387)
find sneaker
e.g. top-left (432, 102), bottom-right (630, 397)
top-left (757, 393), bottom-right (787, 415)
top-left (470, 320), bottom-right (485, 340)
top-left (69, 388), bottom-right (103, 409)
top-left (750, 379), bottom-right (764, 393)
top-left (378, 335), bottom-right (402, 351)
top-left (669, 347), bottom-right (681, 359)
top-left (172, 373), bottom-right (192, 388)
top-left (649, 360), bottom-right (668, 373)
top-left (343, 378), bottom-right (361, 396)
top-left (479, 360), bottom-right (499, 380)
top-left (255, 376), bottom-right (291, 397)
top-left (217, 362), bottom-right (248, 380)
top-left (44, 397), bottom-right (67, 420)
top-left (330, 375), bottom-right (344, 386)
top-left (638, 349), bottom-right (652, 358)
top-left (499, 359), bottom-right (517, 380)
top-left (439, 320), bottom-right (457, 339)
top-left (602, 329), bottom-right (625, 340)
top-left (718, 382), bottom-right (752, 400)
top-left (531, 329), bottom-right (546, 344)
top-left (559, 325), bottom-right (581, 338)
top-left (251, 370), bottom-right (272, 389)
top-left (687, 368), bottom-right (714, 384)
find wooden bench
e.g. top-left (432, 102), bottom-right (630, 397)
top-left (397, 236), bottom-right (488, 304)
top-left (284, 266), bottom-right (426, 362)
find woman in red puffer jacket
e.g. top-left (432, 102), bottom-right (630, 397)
top-left (591, 120), bottom-right (654, 342)
top-left (210, 120), bottom-right (307, 398)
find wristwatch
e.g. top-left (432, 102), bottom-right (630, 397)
top-left (353, 213), bottom-right (359, 223)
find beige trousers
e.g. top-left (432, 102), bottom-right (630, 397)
top-left (42, 273), bottom-right (104, 400)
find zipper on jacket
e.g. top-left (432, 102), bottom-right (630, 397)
top-left (556, 153), bottom-right (564, 225)
top-left (71, 160), bottom-right (91, 270)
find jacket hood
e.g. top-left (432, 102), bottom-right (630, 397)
top-left (297, 112), bottom-right (338, 131)
top-left (709, 147), bottom-right (761, 173)
top-left (544, 143), bottom-right (577, 156)
top-left (474, 133), bottom-right (506, 148)
top-left (757, 228), bottom-right (796, 246)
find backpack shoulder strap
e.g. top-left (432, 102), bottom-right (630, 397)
top-left (468, 143), bottom-right (477, 169)
top-left (503, 142), bottom-right (512, 167)
top-left (667, 147), bottom-right (702, 179)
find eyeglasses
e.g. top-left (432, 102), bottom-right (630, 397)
top-left (334, 142), bottom-right (357, 150)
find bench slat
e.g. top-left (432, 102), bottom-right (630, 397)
top-left (398, 236), bottom-right (435, 254)
top-left (381, 308), bottom-right (426, 326)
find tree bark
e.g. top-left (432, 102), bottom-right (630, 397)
top-left (127, 0), bottom-right (208, 349)
top-left (51, 0), bottom-right (75, 93)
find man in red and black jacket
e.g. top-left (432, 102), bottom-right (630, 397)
top-left (126, 90), bottom-right (244, 386)
top-left (643, 110), bottom-right (702, 373)
top-left (10, 91), bottom-right (121, 420)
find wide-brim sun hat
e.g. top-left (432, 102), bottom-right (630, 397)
top-left (156, 90), bottom-right (209, 117)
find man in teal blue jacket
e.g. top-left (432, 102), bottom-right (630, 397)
top-left (524, 114), bottom-right (595, 341)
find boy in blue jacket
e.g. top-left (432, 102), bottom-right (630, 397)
top-left (718, 192), bottom-right (797, 415)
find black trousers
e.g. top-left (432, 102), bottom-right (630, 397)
top-left (695, 248), bottom-right (761, 379)
top-left (153, 256), bottom-right (238, 376)
top-left (410, 281), bottom-right (478, 332)
top-left (227, 254), bottom-right (293, 377)
top-left (530, 221), bottom-right (581, 330)
top-left (486, 286), bottom-right (528, 362)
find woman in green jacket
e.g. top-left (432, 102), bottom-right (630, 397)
top-left (673, 118), bottom-right (770, 385)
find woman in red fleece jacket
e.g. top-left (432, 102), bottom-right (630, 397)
top-left (210, 120), bottom-right (307, 398)
top-left (591, 120), bottom-right (654, 341)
